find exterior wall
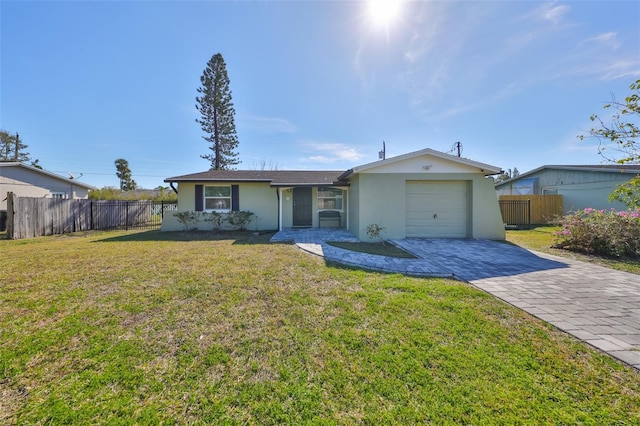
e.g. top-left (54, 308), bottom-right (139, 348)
top-left (558, 182), bottom-right (627, 212)
top-left (352, 173), bottom-right (505, 241)
top-left (161, 181), bottom-right (279, 231)
top-left (471, 177), bottom-right (506, 239)
top-left (0, 166), bottom-right (91, 210)
top-left (496, 170), bottom-right (633, 212)
top-left (280, 186), bottom-right (347, 228)
top-left (281, 188), bottom-right (293, 228)
top-left (162, 182), bottom-right (349, 231)
top-left (348, 174), bottom-right (360, 236)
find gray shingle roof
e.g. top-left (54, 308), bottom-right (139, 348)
top-left (494, 164), bottom-right (640, 187)
top-left (0, 162), bottom-right (96, 190)
top-left (164, 170), bottom-right (349, 186)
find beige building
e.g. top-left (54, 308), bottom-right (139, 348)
top-left (0, 162), bottom-right (95, 211)
top-left (163, 148), bottom-right (506, 241)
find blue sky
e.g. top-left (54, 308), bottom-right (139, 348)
top-left (1, 0), bottom-right (639, 189)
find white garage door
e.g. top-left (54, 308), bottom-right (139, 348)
top-left (406, 181), bottom-right (468, 238)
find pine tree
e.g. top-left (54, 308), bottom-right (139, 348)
top-left (195, 53), bottom-right (239, 170)
top-left (0, 130), bottom-right (31, 163)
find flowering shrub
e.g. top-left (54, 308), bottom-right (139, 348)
top-left (553, 208), bottom-right (640, 258)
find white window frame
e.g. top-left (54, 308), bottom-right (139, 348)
top-left (204, 185), bottom-right (232, 212)
top-left (317, 187), bottom-right (344, 211)
top-left (50, 192), bottom-right (67, 199)
top-left (542, 187), bottom-right (558, 195)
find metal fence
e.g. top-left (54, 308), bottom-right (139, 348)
top-left (498, 195), bottom-right (563, 225)
top-left (6, 193), bottom-right (177, 239)
top-left (499, 199), bottom-right (531, 228)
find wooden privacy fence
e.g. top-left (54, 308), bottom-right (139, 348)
top-left (499, 195), bottom-right (563, 226)
top-left (6, 193), bottom-right (177, 239)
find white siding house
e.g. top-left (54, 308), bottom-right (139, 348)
top-left (495, 165), bottom-right (640, 212)
top-left (0, 162), bottom-right (95, 210)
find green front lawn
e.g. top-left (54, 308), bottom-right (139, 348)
top-left (1, 230), bottom-right (639, 424)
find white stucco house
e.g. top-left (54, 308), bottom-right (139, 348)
top-left (162, 147), bottom-right (506, 241)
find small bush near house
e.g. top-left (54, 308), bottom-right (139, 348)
top-left (226, 210), bottom-right (254, 230)
top-left (173, 211), bottom-right (201, 231)
top-left (203, 211), bottom-right (224, 231)
top-left (366, 223), bottom-right (387, 242)
top-left (553, 208), bottom-right (640, 258)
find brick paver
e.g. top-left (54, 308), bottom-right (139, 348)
top-left (271, 229), bottom-right (640, 370)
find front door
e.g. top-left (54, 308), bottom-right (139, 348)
top-left (293, 187), bottom-right (312, 227)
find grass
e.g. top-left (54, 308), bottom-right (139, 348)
top-left (507, 226), bottom-right (640, 275)
top-left (327, 241), bottom-right (417, 258)
top-left (2, 230), bottom-right (640, 424)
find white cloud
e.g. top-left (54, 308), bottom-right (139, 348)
top-left (591, 59), bottom-right (640, 81)
top-left (555, 43), bottom-right (640, 82)
top-left (301, 141), bottom-right (365, 164)
top-left (242, 115), bottom-right (296, 134)
top-left (540, 3), bottom-right (570, 25)
top-left (506, 2), bottom-right (573, 51)
top-left (565, 32), bottom-right (638, 81)
top-left (580, 32), bottom-right (620, 50)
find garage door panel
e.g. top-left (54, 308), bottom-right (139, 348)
top-left (406, 181), bottom-right (467, 238)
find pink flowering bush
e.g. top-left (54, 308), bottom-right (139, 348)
top-left (553, 208), bottom-right (640, 258)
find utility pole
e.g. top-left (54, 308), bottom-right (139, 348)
top-left (378, 141), bottom-right (386, 160)
top-left (14, 133), bottom-right (19, 161)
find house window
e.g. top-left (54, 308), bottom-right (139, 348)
top-left (542, 188), bottom-right (558, 195)
top-left (317, 187), bottom-right (343, 210)
top-left (204, 186), bottom-right (231, 211)
top-left (50, 192), bottom-right (67, 199)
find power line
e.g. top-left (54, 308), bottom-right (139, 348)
top-left (50, 171), bottom-right (169, 178)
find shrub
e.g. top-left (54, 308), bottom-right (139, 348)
top-left (226, 211), bottom-right (254, 231)
top-left (173, 211), bottom-right (201, 231)
top-left (366, 223), bottom-right (387, 242)
top-left (553, 208), bottom-right (640, 258)
top-left (203, 211), bottom-right (224, 231)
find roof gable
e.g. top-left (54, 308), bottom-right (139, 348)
top-left (0, 162), bottom-right (96, 190)
top-left (341, 148), bottom-right (502, 178)
top-left (165, 148), bottom-right (502, 184)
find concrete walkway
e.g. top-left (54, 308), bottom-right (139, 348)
top-left (271, 228), bottom-right (640, 370)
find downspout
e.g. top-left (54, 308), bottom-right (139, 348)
top-left (277, 187), bottom-right (282, 231)
top-left (345, 187), bottom-right (349, 230)
top-left (169, 182), bottom-right (178, 194)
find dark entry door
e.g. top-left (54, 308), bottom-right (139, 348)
top-left (293, 187), bottom-right (312, 227)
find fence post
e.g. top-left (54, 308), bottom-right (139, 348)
top-left (6, 192), bottom-right (14, 239)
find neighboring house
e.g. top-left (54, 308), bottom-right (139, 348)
top-left (162, 148), bottom-right (506, 241)
top-left (494, 165), bottom-right (640, 213)
top-left (0, 162), bottom-right (95, 211)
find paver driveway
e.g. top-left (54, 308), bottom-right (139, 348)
top-left (271, 229), bottom-right (640, 370)
top-left (394, 239), bottom-right (640, 370)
